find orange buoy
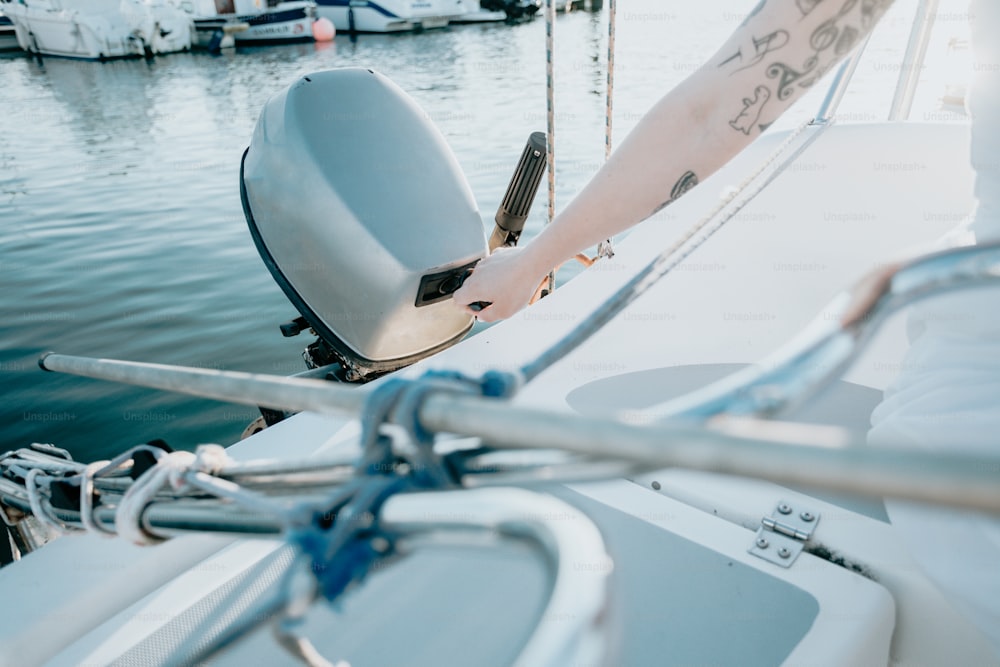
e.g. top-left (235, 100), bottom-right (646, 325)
top-left (312, 17), bottom-right (335, 42)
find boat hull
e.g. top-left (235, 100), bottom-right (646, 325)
top-left (235, 3), bottom-right (313, 43)
top-left (187, 2), bottom-right (314, 49)
top-left (190, 18), bottom-right (241, 50)
top-left (314, 0), bottom-right (466, 32)
top-left (0, 14), bottom-right (19, 51)
top-left (3, 0), bottom-right (191, 59)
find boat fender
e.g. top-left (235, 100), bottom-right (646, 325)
top-left (312, 16), bottom-right (335, 41)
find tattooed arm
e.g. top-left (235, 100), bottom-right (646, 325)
top-left (455, 0), bottom-right (897, 322)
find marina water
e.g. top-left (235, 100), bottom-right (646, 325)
top-left (0, 0), bottom-right (956, 461)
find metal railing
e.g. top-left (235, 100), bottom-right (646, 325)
top-left (31, 242), bottom-right (1000, 513)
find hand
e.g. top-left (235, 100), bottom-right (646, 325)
top-left (453, 246), bottom-right (547, 322)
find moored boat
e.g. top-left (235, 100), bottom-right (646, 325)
top-left (0, 0), bottom-right (192, 59)
top-left (314, 0), bottom-right (467, 33)
top-left (0, 10), bottom-right (19, 51)
top-left (232, 0), bottom-right (314, 43)
top-left (174, 0), bottom-right (315, 48)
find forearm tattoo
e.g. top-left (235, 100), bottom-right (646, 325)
top-left (723, 0), bottom-right (895, 136)
top-left (730, 86), bottom-right (772, 134)
top-left (651, 171), bottom-right (699, 216)
top-left (718, 30), bottom-right (790, 72)
top-left (797, 0), bottom-right (823, 17)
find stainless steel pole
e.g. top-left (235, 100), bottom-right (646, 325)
top-left (35, 353), bottom-right (1000, 513)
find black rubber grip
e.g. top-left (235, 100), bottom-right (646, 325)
top-left (490, 131), bottom-right (547, 252)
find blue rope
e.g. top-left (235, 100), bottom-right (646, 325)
top-left (287, 368), bottom-right (521, 606)
top-left (291, 476), bottom-right (409, 603)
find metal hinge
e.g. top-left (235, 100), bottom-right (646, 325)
top-left (749, 500), bottom-right (820, 567)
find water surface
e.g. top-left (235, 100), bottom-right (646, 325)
top-left (0, 0), bottom-right (960, 460)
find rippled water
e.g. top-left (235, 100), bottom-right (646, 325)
top-left (0, 0), bottom-right (959, 460)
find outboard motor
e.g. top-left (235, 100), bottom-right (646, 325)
top-left (241, 68), bottom-right (546, 384)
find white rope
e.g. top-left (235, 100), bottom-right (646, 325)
top-left (115, 444), bottom-right (232, 546)
top-left (24, 468), bottom-right (79, 534)
top-left (78, 444), bottom-right (167, 536)
top-left (596, 0), bottom-right (617, 259)
top-left (25, 468), bottom-right (55, 531)
top-left (7, 442), bottom-right (303, 545)
top-left (80, 460), bottom-right (116, 536)
top-left (184, 471), bottom-right (300, 526)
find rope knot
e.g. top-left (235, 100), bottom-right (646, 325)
top-left (287, 366), bottom-right (522, 611)
top-left (116, 444), bottom-right (233, 545)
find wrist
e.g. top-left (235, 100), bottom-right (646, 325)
top-left (520, 222), bottom-right (573, 279)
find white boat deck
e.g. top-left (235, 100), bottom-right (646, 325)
top-left (2, 118), bottom-right (997, 666)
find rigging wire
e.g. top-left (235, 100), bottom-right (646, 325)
top-left (596, 0), bottom-right (616, 259)
top-left (544, 0), bottom-right (557, 295)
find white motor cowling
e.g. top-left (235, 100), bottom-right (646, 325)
top-left (241, 68), bottom-right (488, 379)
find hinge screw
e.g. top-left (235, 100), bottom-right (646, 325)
top-left (800, 511), bottom-right (815, 522)
top-left (755, 537), bottom-right (769, 549)
top-left (778, 547), bottom-right (792, 559)
top-left (777, 503), bottom-right (792, 515)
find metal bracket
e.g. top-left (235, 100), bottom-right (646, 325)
top-left (749, 500), bottom-right (820, 568)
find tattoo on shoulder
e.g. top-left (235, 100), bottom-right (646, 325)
top-left (651, 171), bottom-right (699, 216)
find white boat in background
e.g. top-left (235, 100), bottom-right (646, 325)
top-left (233, 0), bottom-right (313, 42)
top-left (314, 0), bottom-right (467, 33)
top-left (0, 0), bottom-right (192, 59)
top-left (172, 0), bottom-right (314, 49)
